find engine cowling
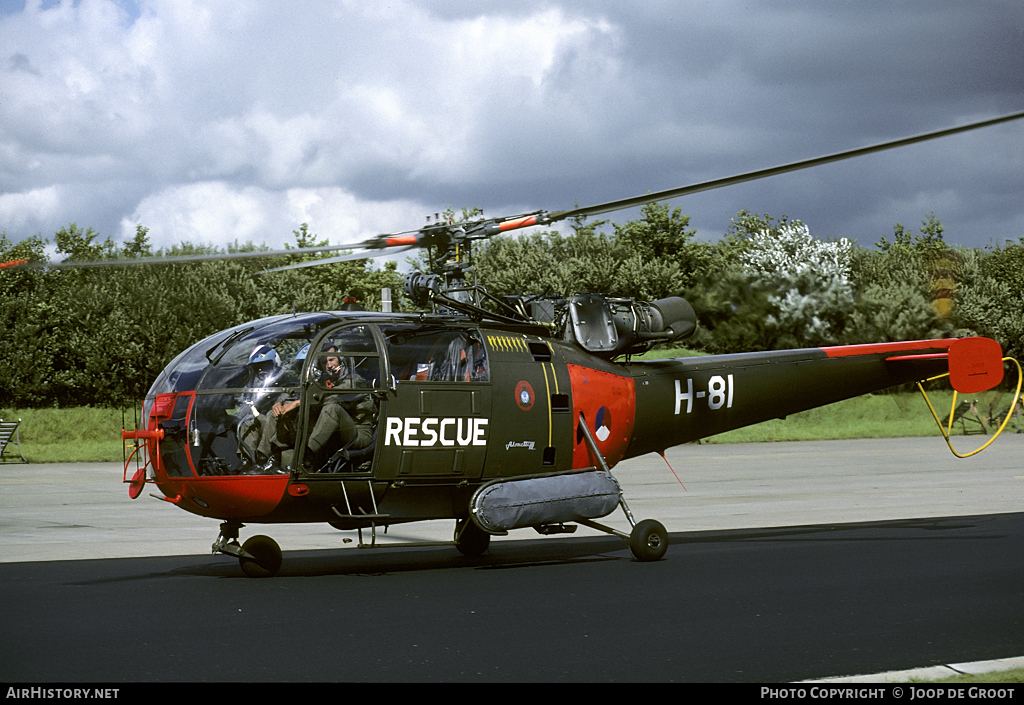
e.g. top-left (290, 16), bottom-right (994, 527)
top-left (567, 294), bottom-right (697, 357)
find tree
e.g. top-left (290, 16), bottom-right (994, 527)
top-left (692, 215), bottom-right (855, 352)
top-left (121, 225), bottom-right (152, 259)
top-left (978, 237), bottom-right (1024, 298)
top-left (613, 202), bottom-right (712, 294)
top-left (0, 220), bottom-right (407, 408)
top-left (848, 215), bottom-right (951, 344)
top-left (476, 205), bottom-right (700, 302)
top-left (0, 233), bottom-right (51, 406)
top-left (875, 212), bottom-right (947, 254)
top-left (952, 245), bottom-right (1024, 361)
top-left (474, 231), bottom-right (559, 297)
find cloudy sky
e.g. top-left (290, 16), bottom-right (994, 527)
top-left (2, 0), bottom-right (1023, 262)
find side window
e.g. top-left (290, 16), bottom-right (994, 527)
top-left (384, 325), bottom-right (489, 383)
top-left (429, 332), bottom-right (488, 382)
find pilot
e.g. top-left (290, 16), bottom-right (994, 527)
top-left (304, 346), bottom-right (375, 470)
top-left (314, 346), bottom-right (345, 388)
top-left (247, 345), bottom-right (280, 387)
top-left (252, 345), bottom-right (309, 468)
top-left (251, 344), bottom-right (374, 472)
top-left (236, 345), bottom-right (283, 469)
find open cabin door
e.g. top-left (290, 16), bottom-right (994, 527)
top-left (292, 323), bottom-right (388, 475)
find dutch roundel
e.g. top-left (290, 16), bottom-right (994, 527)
top-left (594, 406), bottom-right (612, 442)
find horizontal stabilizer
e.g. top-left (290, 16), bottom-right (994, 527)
top-left (879, 337), bottom-right (1004, 393)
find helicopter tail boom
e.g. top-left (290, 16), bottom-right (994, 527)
top-left (624, 337), bottom-right (1004, 459)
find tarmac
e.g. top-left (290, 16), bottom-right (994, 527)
top-left (2, 434), bottom-right (1023, 682)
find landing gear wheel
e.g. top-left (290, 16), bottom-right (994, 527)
top-left (239, 535), bottom-right (282, 578)
top-left (454, 519), bottom-right (490, 557)
top-left (629, 519), bottom-right (668, 562)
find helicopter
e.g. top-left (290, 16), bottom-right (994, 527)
top-left (8, 110), bottom-right (1024, 577)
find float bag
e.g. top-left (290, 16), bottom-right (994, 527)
top-left (470, 470), bottom-right (621, 533)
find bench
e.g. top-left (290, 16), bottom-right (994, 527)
top-left (0, 419), bottom-right (28, 463)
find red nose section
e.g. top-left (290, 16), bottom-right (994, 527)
top-left (948, 337), bottom-right (1004, 393)
top-left (157, 476), bottom-right (290, 519)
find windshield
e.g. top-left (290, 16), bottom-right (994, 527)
top-left (143, 313), bottom-right (345, 477)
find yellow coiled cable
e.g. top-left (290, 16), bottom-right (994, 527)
top-left (916, 357), bottom-right (1023, 458)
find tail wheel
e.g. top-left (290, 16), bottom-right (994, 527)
top-left (454, 518), bottom-right (491, 557)
top-left (629, 519), bottom-right (668, 562)
top-left (239, 535), bottom-right (282, 578)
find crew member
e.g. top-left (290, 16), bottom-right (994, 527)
top-left (236, 345), bottom-right (283, 470)
top-left (304, 347), bottom-right (375, 470)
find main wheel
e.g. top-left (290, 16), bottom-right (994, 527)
top-left (239, 534), bottom-right (282, 578)
top-left (454, 518), bottom-right (491, 557)
top-left (629, 519), bottom-right (668, 562)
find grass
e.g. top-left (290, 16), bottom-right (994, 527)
top-left (915, 666), bottom-right (1024, 683)
top-left (1, 406), bottom-right (130, 463)
top-left (707, 389), bottom-right (997, 443)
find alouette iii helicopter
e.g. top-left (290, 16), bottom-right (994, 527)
top-left (7, 110), bottom-right (1024, 577)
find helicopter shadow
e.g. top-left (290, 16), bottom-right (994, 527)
top-left (92, 514), bottom-right (1012, 583)
top-left (173, 533), bottom-right (639, 579)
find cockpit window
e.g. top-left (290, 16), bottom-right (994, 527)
top-left (200, 314), bottom-right (341, 392)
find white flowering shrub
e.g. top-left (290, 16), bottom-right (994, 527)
top-left (738, 222), bottom-right (855, 346)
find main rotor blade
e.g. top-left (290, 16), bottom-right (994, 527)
top-left (4, 231), bottom-right (419, 271)
top-left (256, 244), bottom-right (415, 274)
top-left (543, 109), bottom-right (1024, 224)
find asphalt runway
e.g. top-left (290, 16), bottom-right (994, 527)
top-left (1, 436), bottom-right (1023, 682)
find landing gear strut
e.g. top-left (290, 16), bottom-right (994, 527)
top-left (213, 521), bottom-right (283, 578)
top-left (454, 518), bottom-right (491, 557)
top-left (576, 412), bottom-right (669, 561)
top-left (578, 509), bottom-right (669, 562)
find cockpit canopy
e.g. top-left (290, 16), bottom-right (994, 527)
top-left (140, 312), bottom-right (490, 479)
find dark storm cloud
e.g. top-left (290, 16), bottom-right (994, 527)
top-left (0, 0), bottom-right (1021, 255)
